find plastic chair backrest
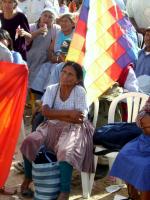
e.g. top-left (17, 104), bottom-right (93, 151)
top-left (92, 98), bottom-right (99, 127)
top-left (108, 92), bottom-right (149, 123)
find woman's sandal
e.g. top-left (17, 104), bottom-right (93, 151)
top-left (21, 188), bottom-right (34, 198)
top-left (0, 186), bottom-right (17, 195)
top-left (21, 178), bottom-right (34, 198)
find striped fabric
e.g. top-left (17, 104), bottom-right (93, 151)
top-left (66, 0), bottom-right (138, 104)
top-left (32, 162), bottom-right (60, 200)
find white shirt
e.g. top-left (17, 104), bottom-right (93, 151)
top-left (18, 0), bottom-right (59, 23)
top-left (43, 84), bottom-right (88, 116)
top-left (59, 5), bottom-right (69, 15)
top-left (126, 0), bottom-right (150, 28)
top-left (124, 67), bottom-right (139, 92)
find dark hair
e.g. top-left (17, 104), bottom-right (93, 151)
top-left (59, 13), bottom-right (75, 26)
top-left (59, 0), bottom-right (67, 5)
top-left (0, 29), bottom-right (13, 50)
top-left (62, 61), bottom-right (84, 87)
top-left (1, 0), bottom-right (18, 9)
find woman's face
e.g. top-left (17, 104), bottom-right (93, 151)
top-left (60, 65), bottom-right (79, 87)
top-left (0, 38), bottom-right (9, 47)
top-left (60, 16), bottom-right (74, 34)
top-left (40, 11), bottom-right (54, 27)
top-left (2, 0), bottom-right (15, 12)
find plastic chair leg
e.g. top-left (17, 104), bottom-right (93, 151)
top-left (81, 172), bottom-right (90, 199)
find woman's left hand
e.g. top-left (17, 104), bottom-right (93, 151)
top-left (59, 54), bottom-right (66, 62)
top-left (70, 110), bottom-right (85, 124)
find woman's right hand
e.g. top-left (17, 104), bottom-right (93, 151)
top-left (38, 25), bottom-right (48, 36)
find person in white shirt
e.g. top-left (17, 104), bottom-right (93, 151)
top-left (17, 0), bottom-right (59, 23)
top-left (126, 0), bottom-right (150, 34)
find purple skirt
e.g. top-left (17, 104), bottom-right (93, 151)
top-left (110, 134), bottom-right (150, 191)
top-left (21, 120), bottom-right (95, 173)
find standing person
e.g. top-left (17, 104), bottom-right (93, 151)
top-left (27, 7), bottom-right (60, 89)
top-left (21, 61), bottom-right (95, 200)
top-left (18, 0), bottom-right (59, 23)
top-left (58, 0), bottom-right (69, 15)
top-left (0, 0), bottom-right (31, 60)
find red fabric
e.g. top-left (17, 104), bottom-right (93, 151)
top-left (0, 62), bottom-right (28, 187)
top-left (118, 64), bottom-right (134, 121)
top-left (68, 2), bottom-right (77, 12)
top-left (118, 64), bottom-right (134, 87)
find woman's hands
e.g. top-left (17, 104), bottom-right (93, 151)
top-left (15, 26), bottom-right (32, 40)
top-left (69, 110), bottom-right (85, 124)
top-left (42, 105), bottom-right (85, 124)
top-left (49, 53), bottom-right (66, 63)
top-left (37, 24), bottom-right (48, 36)
top-left (59, 54), bottom-right (66, 62)
top-left (140, 114), bottom-right (150, 135)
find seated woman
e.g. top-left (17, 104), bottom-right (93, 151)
top-left (20, 61), bottom-right (95, 200)
top-left (110, 97), bottom-right (150, 200)
top-left (30, 13), bottom-right (75, 95)
top-left (0, 33), bottom-right (13, 62)
top-left (0, 28), bottom-right (26, 64)
top-left (27, 7), bottom-right (60, 90)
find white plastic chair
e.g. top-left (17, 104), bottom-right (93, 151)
top-left (81, 98), bottom-right (99, 199)
top-left (91, 92), bottom-right (149, 193)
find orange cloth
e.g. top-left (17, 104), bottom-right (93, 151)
top-left (68, 1), bottom-right (77, 12)
top-left (0, 62), bottom-right (28, 187)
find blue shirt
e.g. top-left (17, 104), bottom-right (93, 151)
top-left (135, 49), bottom-right (150, 77)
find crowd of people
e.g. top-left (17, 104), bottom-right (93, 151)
top-left (0, 0), bottom-right (150, 200)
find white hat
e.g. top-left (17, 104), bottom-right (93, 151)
top-left (42, 7), bottom-right (58, 18)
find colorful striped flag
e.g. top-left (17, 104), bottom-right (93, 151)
top-left (0, 62), bottom-right (28, 187)
top-left (66, 0), bottom-right (138, 104)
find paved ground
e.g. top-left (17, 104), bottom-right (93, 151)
top-left (0, 107), bottom-right (128, 200)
